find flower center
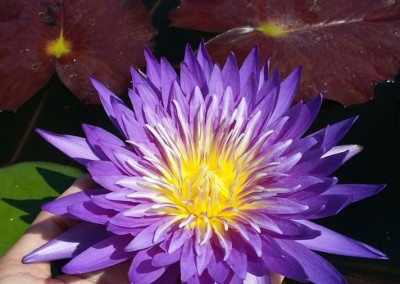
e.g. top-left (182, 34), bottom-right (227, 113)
top-left (180, 157), bottom-right (238, 218)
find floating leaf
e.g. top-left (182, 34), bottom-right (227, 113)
top-left (0, 0), bottom-right (154, 110)
top-left (170, 0), bottom-right (400, 105)
top-left (0, 162), bottom-right (82, 255)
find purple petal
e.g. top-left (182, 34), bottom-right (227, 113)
top-left (243, 227), bottom-right (263, 257)
top-left (91, 194), bottom-right (132, 211)
top-left (82, 123), bottom-right (125, 159)
top-left (134, 81), bottom-right (159, 112)
top-left (262, 216), bottom-right (321, 240)
top-left (170, 80), bottom-right (189, 118)
top-left (42, 189), bottom-right (108, 218)
top-left (261, 247), bottom-right (308, 282)
top-left (279, 94), bottom-right (322, 140)
top-left (269, 67), bottom-right (301, 123)
top-left (208, 64), bottom-right (224, 98)
top-left (260, 234), bottom-right (284, 259)
top-left (244, 273), bottom-right (273, 284)
top-left (207, 245), bottom-right (230, 283)
top-left (222, 52), bottom-right (240, 97)
top-left (293, 150), bottom-right (348, 176)
top-left (62, 234), bottom-right (133, 274)
top-left (245, 248), bottom-right (267, 277)
top-left (152, 248), bottom-right (181, 267)
top-left (168, 228), bottom-right (194, 253)
top-left (36, 129), bottom-right (98, 165)
top-left (23, 223), bottom-right (112, 263)
top-left (185, 269), bottom-right (215, 284)
top-left (128, 87), bottom-right (145, 124)
top-left (226, 236), bottom-right (247, 279)
top-left (180, 237), bottom-right (198, 282)
top-left (285, 177), bottom-right (337, 200)
top-left (90, 77), bottom-right (125, 131)
top-left (243, 76), bottom-right (259, 112)
top-left (68, 200), bottom-right (116, 224)
top-left (251, 71), bottom-right (280, 132)
top-left (125, 218), bottom-right (173, 252)
top-left (107, 222), bottom-right (143, 236)
top-left (153, 263), bottom-right (180, 284)
top-left (160, 57), bottom-right (179, 108)
top-left (144, 47), bottom-right (161, 88)
top-left (110, 212), bottom-right (160, 229)
top-left (322, 145), bottom-right (362, 163)
top-left (276, 239), bottom-right (346, 284)
top-left (297, 220), bottom-right (387, 259)
top-left (110, 96), bottom-right (146, 141)
top-left (239, 46), bottom-right (259, 92)
top-left (298, 194), bottom-right (352, 219)
top-left (195, 241), bottom-right (214, 275)
top-left (129, 246), bottom-right (166, 284)
top-left (308, 116), bottom-right (358, 151)
top-left (197, 40), bottom-right (213, 80)
top-left (181, 44), bottom-right (206, 95)
top-left (323, 184), bottom-right (385, 203)
top-left (86, 160), bottom-right (126, 191)
top-left (260, 197), bottom-right (309, 215)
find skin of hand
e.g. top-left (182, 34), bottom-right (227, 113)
top-left (0, 175), bottom-right (284, 284)
top-left (0, 175), bottom-right (131, 284)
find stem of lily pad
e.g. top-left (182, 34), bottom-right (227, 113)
top-left (4, 88), bottom-right (48, 166)
top-left (148, 0), bottom-right (163, 16)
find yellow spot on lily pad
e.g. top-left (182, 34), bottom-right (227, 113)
top-left (256, 22), bottom-right (288, 37)
top-left (46, 30), bottom-right (72, 58)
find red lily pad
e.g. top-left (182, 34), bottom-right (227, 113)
top-left (0, 0), bottom-right (57, 111)
top-left (0, 0), bottom-right (154, 110)
top-left (170, 0), bottom-right (400, 105)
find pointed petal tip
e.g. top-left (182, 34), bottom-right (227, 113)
top-left (22, 253), bottom-right (35, 264)
top-left (144, 45), bottom-right (153, 55)
top-left (184, 43), bottom-right (196, 59)
top-left (359, 242), bottom-right (389, 260)
top-left (199, 38), bottom-right (206, 49)
top-left (362, 183), bottom-right (386, 199)
top-left (129, 66), bottom-right (136, 74)
top-left (292, 65), bottom-right (302, 78)
top-left (185, 42), bottom-right (194, 52)
top-left (143, 47), bottom-right (159, 66)
top-left (35, 128), bottom-right (49, 137)
top-left (89, 75), bottom-right (100, 87)
top-left (376, 251), bottom-right (389, 260)
top-left (35, 128), bottom-right (59, 143)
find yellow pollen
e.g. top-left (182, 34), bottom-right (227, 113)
top-left (256, 22), bottom-right (288, 37)
top-left (170, 149), bottom-right (248, 228)
top-left (45, 30), bottom-right (72, 58)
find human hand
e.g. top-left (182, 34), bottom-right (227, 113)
top-left (0, 175), bottom-right (131, 284)
top-left (0, 174), bottom-right (284, 284)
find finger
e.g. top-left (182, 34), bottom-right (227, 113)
top-left (270, 272), bottom-right (285, 284)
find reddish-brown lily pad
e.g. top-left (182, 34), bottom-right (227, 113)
top-left (170, 0), bottom-right (400, 105)
top-left (0, 0), bottom-right (154, 110)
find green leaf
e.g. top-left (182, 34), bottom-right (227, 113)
top-left (0, 162), bottom-right (82, 255)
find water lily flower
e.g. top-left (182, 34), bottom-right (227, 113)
top-left (0, 0), bottom-right (153, 110)
top-left (23, 43), bottom-right (386, 283)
